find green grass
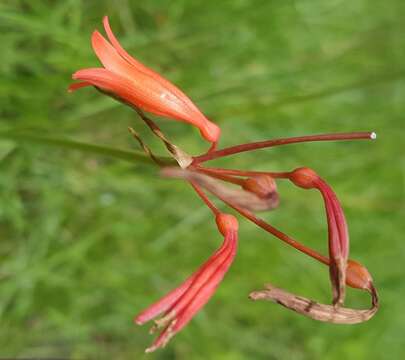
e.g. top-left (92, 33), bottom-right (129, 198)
top-left (1, 0), bottom-right (404, 359)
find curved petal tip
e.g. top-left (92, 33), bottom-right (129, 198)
top-left (103, 15), bottom-right (110, 28)
top-left (68, 82), bottom-right (91, 92)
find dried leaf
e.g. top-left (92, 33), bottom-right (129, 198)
top-left (249, 283), bottom-right (378, 324)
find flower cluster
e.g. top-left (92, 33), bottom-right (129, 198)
top-left (70, 17), bottom-right (379, 353)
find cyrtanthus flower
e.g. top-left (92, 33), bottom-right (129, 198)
top-left (69, 16), bottom-right (220, 144)
top-left (135, 213), bottom-right (238, 353)
top-left (70, 16), bottom-right (379, 353)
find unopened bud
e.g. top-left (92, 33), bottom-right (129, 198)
top-left (346, 259), bottom-right (373, 290)
top-left (242, 175), bottom-right (277, 199)
top-left (289, 167), bottom-right (318, 189)
top-left (216, 213), bottom-right (239, 236)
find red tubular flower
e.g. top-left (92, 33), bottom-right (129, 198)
top-left (289, 167), bottom-right (349, 306)
top-left (69, 16), bottom-right (220, 143)
top-left (135, 213), bottom-right (238, 353)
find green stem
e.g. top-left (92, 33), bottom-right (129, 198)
top-left (0, 130), bottom-right (175, 166)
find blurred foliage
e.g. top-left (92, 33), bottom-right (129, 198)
top-left (0, 0), bottom-right (404, 359)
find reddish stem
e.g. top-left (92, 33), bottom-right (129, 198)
top-left (190, 182), bottom-right (220, 216)
top-left (193, 132), bottom-right (376, 164)
top-left (203, 186), bottom-right (329, 265)
top-left (194, 167), bottom-right (246, 186)
top-left (207, 140), bottom-right (218, 153)
top-left (196, 166), bottom-right (290, 179)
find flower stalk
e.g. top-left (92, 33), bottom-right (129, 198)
top-left (192, 131), bottom-right (376, 164)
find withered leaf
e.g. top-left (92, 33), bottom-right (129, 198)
top-left (249, 283), bottom-right (378, 324)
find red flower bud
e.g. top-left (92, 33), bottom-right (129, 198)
top-left (346, 259), bottom-right (373, 291)
top-left (289, 167), bottom-right (318, 189)
top-left (241, 175), bottom-right (278, 199)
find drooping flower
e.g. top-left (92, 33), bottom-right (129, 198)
top-left (69, 16), bottom-right (220, 143)
top-left (289, 167), bottom-right (349, 306)
top-left (135, 213), bottom-right (238, 352)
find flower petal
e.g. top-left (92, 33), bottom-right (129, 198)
top-left (162, 228), bottom-right (234, 319)
top-left (172, 230), bottom-right (237, 332)
top-left (73, 65), bottom-right (219, 141)
top-left (102, 16), bottom-right (154, 76)
top-left (70, 16), bottom-right (221, 142)
top-left (135, 276), bottom-right (196, 325)
top-left (138, 214), bottom-right (238, 352)
top-left (146, 228), bottom-right (237, 352)
top-left (67, 81), bottom-right (92, 92)
top-left (135, 223), bottom-right (234, 325)
top-left (91, 30), bottom-right (136, 80)
top-left (72, 68), bottom-right (189, 118)
top-left (101, 16), bottom-right (221, 143)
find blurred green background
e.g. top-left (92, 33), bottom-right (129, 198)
top-left (0, 0), bottom-right (404, 359)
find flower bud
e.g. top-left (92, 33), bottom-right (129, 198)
top-left (346, 259), bottom-right (373, 290)
top-left (242, 175), bottom-right (277, 199)
top-left (289, 167), bottom-right (318, 189)
top-left (216, 213), bottom-right (239, 236)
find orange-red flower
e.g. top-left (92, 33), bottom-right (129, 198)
top-left (135, 213), bottom-right (238, 352)
top-left (69, 16), bottom-right (220, 143)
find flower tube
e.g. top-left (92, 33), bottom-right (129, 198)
top-left (69, 16), bottom-right (220, 143)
